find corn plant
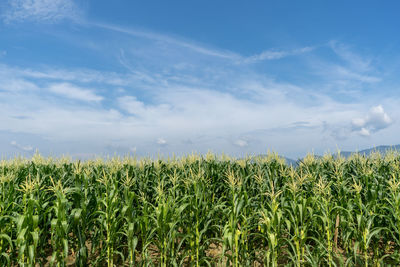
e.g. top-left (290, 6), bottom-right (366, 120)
top-left (151, 177), bottom-right (186, 267)
top-left (0, 152), bottom-right (399, 265)
top-left (181, 167), bottom-right (222, 266)
top-left (284, 169), bottom-right (313, 267)
top-left (0, 172), bottom-right (14, 266)
top-left (48, 176), bottom-right (70, 266)
top-left (222, 169), bottom-right (253, 266)
top-left (15, 175), bottom-right (41, 266)
top-left (94, 170), bottom-right (124, 266)
top-left (120, 170), bottom-right (138, 267)
top-left (257, 179), bottom-right (283, 267)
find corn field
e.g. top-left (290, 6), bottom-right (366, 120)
top-left (1, 151), bottom-right (400, 266)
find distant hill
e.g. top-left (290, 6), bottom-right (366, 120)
top-left (339, 145), bottom-right (400, 158)
top-left (283, 157), bottom-right (298, 166)
top-left (251, 145), bottom-right (400, 167)
top-left (249, 154), bottom-right (298, 166)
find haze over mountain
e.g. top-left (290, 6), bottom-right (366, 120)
top-left (280, 144), bottom-right (400, 165)
top-left (338, 145), bottom-right (400, 158)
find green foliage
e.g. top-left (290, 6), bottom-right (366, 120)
top-left (0, 151), bottom-right (400, 266)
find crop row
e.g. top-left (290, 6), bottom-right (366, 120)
top-left (1, 152), bottom-right (400, 266)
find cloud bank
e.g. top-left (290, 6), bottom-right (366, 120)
top-left (0, 16), bottom-right (397, 158)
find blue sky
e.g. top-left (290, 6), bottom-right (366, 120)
top-left (0, 0), bottom-right (399, 159)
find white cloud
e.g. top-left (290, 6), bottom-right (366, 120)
top-left (334, 66), bottom-right (380, 83)
top-left (234, 139), bottom-right (248, 147)
top-left (0, 18), bottom-right (396, 158)
top-left (117, 95), bottom-right (171, 120)
top-left (94, 23), bottom-right (240, 61)
top-left (48, 83), bottom-right (103, 102)
top-left (308, 41), bottom-right (382, 94)
top-left (0, 63), bottom-right (172, 92)
top-left (247, 50), bottom-right (287, 61)
top-left (359, 128), bottom-right (370, 137)
top-left (117, 96), bottom-right (146, 116)
top-left (95, 23), bottom-right (315, 65)
top-left (157, 138), bottom-right (167, 145)
top-left (330, 41), bottom-right (372, 72)
top-left (243, 46), bottom-right (314, 63)
top-left (352, 105), bottom-right (392, 136)
top-left (2, 0), bottom-right (80, 23)
top-left (0, 58), bottom-right (392, 158)
top-left (8, 66), bottom-right (125, 85)
top-left (10, 140), bottom-right (33, 151)
top-left (0, 78), bottom-right (38, 91)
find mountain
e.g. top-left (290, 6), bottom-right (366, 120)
top-left (248, 154), bottom-right (297, 166)
top-left (290, 145), bottom-right (400, 165)
top-left (248, 145), bottom-right (400, 167)
top-left (339, 145), bottom-right (400, 158)
top-left (283, 157), bottom-right (298, 166)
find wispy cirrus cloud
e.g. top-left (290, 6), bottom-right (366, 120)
top-left (308, 42), bottom-right (382, 99)
top-left (326, 42), bottom-right (381, 84)
top-left (1, 0), bottom-right (81, 23)
top-left (242, 46), bottom-right (315, 63)
top-left (330, 41), bottom-right (373, 72)
top-left (94, 23), bottom-right (240, 61)
top-left (332, 66), bottom-right (381, 83)
top-left (0, 78), bottom-right (39, 91)
top-left (0, 63), bottom-right (139, 87)
top-left (48, 83), bottom-right (103, 102)
top-left (94, 23), bottom-right (317, 65)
